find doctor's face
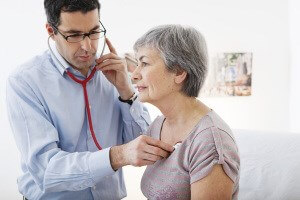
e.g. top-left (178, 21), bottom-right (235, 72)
top-left (48, 9), bottom-right (100, 75)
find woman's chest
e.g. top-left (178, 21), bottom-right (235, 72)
top-left (141, 151), bottom-right (191, 200)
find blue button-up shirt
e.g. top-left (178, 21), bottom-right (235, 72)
top-left (6, 44), bottom-right (150, 200)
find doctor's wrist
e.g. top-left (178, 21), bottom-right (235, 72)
top-left (118, 92), bottom-right (137, 105)
top-left (119, 90), bottom-right (135, 101)
top-left (109, 145), bottom-right (127, 171)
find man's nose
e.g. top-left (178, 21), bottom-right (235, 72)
top-left (80, 36), bottom-right (92, 52)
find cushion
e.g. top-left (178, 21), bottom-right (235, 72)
top-left (234, 129), bottom-right (300, 199)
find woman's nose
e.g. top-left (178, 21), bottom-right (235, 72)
top-left (131, 66), bottom-right (141, 83)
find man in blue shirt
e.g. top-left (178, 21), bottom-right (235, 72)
top-left (6, 0), bottom-right (174, 199)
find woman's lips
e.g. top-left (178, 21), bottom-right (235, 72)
top-left (137, 86), bottom-right (147, 92)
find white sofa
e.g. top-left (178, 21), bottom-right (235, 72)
top-left (235, 129), bottom-right (300, 200)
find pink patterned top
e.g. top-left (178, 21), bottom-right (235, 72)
top-left (141, 110), bottom-right (240, 200)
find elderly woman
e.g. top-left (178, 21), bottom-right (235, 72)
top-left (131, 25), bottom-right (240, 200)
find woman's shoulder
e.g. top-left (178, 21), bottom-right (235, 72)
top-left (186, 110), bottom-right (240, 186)
top-left (189, 110), bottom-right (236, 144)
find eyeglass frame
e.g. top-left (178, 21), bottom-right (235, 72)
top-left (50, 20), bottom-right (106, 43)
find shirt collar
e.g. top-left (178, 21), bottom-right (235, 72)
top-left (49, 42), bottom-right (71, 76)
top-left (49, 42), bottom-right (97, 78)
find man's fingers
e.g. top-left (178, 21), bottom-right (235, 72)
top-left (96, 59), bottom-right (123, 70)
top-left (145, 137), bottom-right (174, 152)
top-left (141, 152), bottom-right (163, 162)
top-left (105, 37), bottom-right (117, 55)
top-left (144, 145), bottom-right (170, 158)
top-left (124, 135), bottom-right (175, 167)
top-left (96, 53), bottom-right (120, 64)
top-left (136, 160), bottom-right (155, 167)
top-left (98, 64), bottom-right (125, 73)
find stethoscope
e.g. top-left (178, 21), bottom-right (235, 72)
top-left (47, 35), bottom-right (106, 150)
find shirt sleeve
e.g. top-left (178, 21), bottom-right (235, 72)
top-left (118, 95), bottom-right (151, 143)
top-left (188, 126), bottom-right (240, 185)
top-left (6, 75), bottom-right (115, 193)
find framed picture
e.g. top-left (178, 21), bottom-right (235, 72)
top-left (201, 52), bottom-right (252, 97)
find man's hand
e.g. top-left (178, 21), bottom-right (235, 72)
top-left (109, 135), bottom-right (175, 171)
top-left (95, 38), bottom-right (134, 100)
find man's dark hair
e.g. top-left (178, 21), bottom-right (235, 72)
top-left (44, 0), bottom-right (101, 33)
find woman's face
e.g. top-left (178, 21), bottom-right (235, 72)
top-left (132, 47), bottom-right (177, 104)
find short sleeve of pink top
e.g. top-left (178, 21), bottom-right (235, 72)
top-left (141, 110), bottom-right (240, 200)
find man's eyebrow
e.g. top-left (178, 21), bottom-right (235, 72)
top-left (63, 25), bottom-right (101, 34)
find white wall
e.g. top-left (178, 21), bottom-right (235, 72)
top-left (289, 0), bottom-right (300, 132)
top-left (101, 0), bottom-right (291, 132)
top-left (0, 0), bottom-right (294, 199)
top-left (0, 1), bottom-right (47, 199)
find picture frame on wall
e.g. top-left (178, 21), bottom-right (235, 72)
top-left (201, 52), bottom-right (253, 97)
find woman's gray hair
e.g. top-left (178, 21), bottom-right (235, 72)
top-left (133, 24), bottom-right (208, 97)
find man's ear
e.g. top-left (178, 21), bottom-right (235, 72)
top-left (46, 23), bottom-right (55, 38)
top-left (174, 70), bottom-right (187, 84)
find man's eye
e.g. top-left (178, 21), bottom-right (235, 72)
top-left (69, 34), bottom-right (82, 38)
top-left (90, 31), bottom-right (100, 34)
top-left (90, 32), bottom-right (100, 36)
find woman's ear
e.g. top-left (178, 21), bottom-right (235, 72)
top-left (174, 70), bottom-right (187, 84)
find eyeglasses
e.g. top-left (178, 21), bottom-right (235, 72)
top-left (51, 21), bottom-right (106, 43)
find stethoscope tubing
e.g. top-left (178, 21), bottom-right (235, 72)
top-left (47, 35), bottom-right (106, 150)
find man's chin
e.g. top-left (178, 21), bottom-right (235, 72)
top-left (75, 59), bottom-right (94, 67)
top-left (69, 62), bottom-right (93, 73)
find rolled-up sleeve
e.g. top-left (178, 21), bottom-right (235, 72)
top-left (188, 127), bottom-right (240, 185)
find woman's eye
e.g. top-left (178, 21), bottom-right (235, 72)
top-left (141, 62), bottom-right (148, 67)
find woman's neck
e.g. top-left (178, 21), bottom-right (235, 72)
top-left (154, 93), bottom-right (210, 126)
top-left (154, 93), bottom-right (210, 145)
